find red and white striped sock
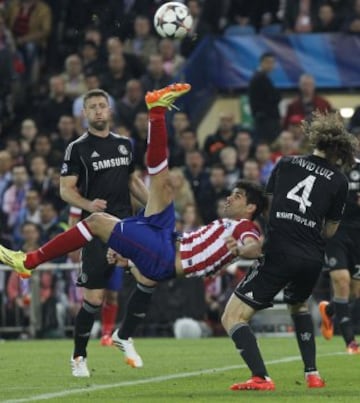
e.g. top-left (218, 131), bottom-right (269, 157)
top-left (25, 221), bottom-right (93, 269)
top-left (146, 106), bottom-right (168, 175)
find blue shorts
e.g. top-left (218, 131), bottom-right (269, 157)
top-left (107, 203), bottom-right (177, 281)
top-left (106, 266), bottom-right (124, 291)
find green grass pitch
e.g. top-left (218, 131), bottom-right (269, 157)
top-left (0, 336), bottom-right (358, 402)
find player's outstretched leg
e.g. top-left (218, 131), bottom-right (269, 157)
top-left (143, 83), bottom-right (191, 217)
top-left (145, 83), bottom-right (191, 111)
top-left (0, 214), bottom-right (118, 277)
top-left (0, 246), bottom-right (31, 278)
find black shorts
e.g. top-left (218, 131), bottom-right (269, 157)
top-left (234, 252), bottom-right (323, 310)
top-left (77, 238), bottom-right (115, 289)
top-left (323, 227), bottom-right (360, 279)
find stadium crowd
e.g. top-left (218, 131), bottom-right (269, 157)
top-left (1, 0), bottom-right (360, 338)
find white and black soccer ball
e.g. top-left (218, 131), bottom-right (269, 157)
top-left (154, 2), bottom-right (193, 39)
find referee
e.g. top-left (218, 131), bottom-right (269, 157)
top-left (60, 89), bottom-right (148, 377)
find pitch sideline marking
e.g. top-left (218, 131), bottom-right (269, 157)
top-left (2, 352), bottom-right (345, 403)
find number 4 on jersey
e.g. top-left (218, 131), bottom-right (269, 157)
top-left (287, 175), bottom-right (316, 214)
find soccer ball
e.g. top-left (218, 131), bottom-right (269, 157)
top-left (154, 2), bottom-right (193, 39)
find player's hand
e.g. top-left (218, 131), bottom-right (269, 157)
top-left (89, 198), bottom-right (107, 212)
top-left (106, 248), bottom-right (128, 267)
top-left (225, 236), bottom-right (240, 256)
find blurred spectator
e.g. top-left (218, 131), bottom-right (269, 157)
top-left (37, 75), bottom-right (73, 134)
top-left (215, 197), bottom-right (228, 219)
top-left (0, 10), bottom-right (15, 122)
top-left (30, 134), bottom-right (63, 167)
top-left (314, 3), bottom-right (340, 32)
top-left (254, 142), bottom-right (274, 185)
top-left (123, 15), bottom-right (158, 65)
top-left (4, 137), bottom-right (24, 165)
top-left (158, 38), bottom-right (185, 78)
top-left (183, 149), bottom-right (209, 200)
top-left (101, 52), bottom-right (132, 99)
top-left (241, 158), bottom-right (261, 186)
top-left (2, 164), bottom-right (30, 229)
top-left (170, 128), bottom-right (199, 167)
top-left (283, 0), bottom-right (318, 33)
top-left (286, 114), bottom-right (305, 147)
top-left (224, 0), bottom-right (257, 29)
top-left (116, 79), bottom-right (146, 130)
top-left (61, 54), bottom-right (87, 99)
top-left (203, 112), bottom-right (237, 164)
top-left (248, 52), bottom-right (281, 144)
top-left (106, 36), bottom-right (145, 78)
top-left (38, 200), bottom-right (67, 245)
top-left (197, 164), bottom-right (230, 223)
top-left (52, 115), bottom-right (77, 153)
top-left (271, 130), bottom-right (299, 163)
top-left (28, 154), bottom-right (49, 196)
top-left (7, 221), bottom-right (59, 337)
top-left (79, 39), bottom-right (104, 76)
top-left (343, 0), bottom-right (360, 33)
top-left (72, 73), bottom-right (116, 136)
top-left (233, 129), bottom-right (254, 169)
top-left (181, 202), bottom-right (202, 233)
top-left (283, 74), bottom-right (332, 128)
top-left (6, 0), bottom-right (52, 86)
top-left (46, 167), bottom-right (67, 213)
top-left (12, 188), bottom-right (41, 247)
top-left (181, 0), bottom-right (211, 57)
top-left (219, 146), bottom-right (241, 191)
top-left (140, 54), bottom-right (172, 93)
top-left (169, 167), bottom-right (195, 215)
top-left (349, 105), bottom-right (360, 132)
top-left (0, 150), bottom-right (13, 204)
top-left (170, 111), bottom-right (191, 142)
top-left (131, 111), bottom-right (149, 169)
top-left (19, 118), bottom-right (38, 154)
top-left (0, 9), bottom-right (16, 53)
top-left (83, 26), bottom-right (103, 49)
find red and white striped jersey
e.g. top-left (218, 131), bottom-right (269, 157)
top-left (180, 218), bottom-right (260, 277)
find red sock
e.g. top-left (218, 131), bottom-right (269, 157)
top-left (146, 106), bottom-right (168, 175)
top-left (25, 221), bottom-right (93, 269)
top-left (101, 303), bottom-right (118, 336)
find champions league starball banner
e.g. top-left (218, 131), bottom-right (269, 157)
top-left (179, 33), bottom-right (360, 123)
top-left (185, 33), bottom-right (360, 90)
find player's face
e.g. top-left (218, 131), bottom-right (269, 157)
top-left (84, 96), bottom-right (111, 131)
top-left (224, 188), bottom-right (249, 218)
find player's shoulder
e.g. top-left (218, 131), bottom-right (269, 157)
top-left (68, 132), bottom-right (89, 146)
top-left (109, 132), bottom-right (132, 143)
top-left (64, 132), bottom-right (89, 158)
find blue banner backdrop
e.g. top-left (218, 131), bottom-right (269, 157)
top-left (184, 33), bottom-right (360, 90)
top-left (180, 33), bottom-right (360, 123)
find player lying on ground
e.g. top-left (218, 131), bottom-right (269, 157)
top-left (0, 83), bottom-right (267, 377)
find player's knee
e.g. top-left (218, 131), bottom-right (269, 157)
top-left (221, 308), bottom-right (241, 332)
top-left (85, 212), bottom-right (106, 234)
top-left (221, 310), bottom-right (230, 331)
top-left (287, 302), bottom-right (308, 315)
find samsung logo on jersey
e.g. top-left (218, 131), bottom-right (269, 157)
top-left (291, 157), bottom-right (334, 180)
top-left (92, 157), bottom-right (130, 171)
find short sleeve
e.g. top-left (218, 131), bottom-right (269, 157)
top-left (265, 158), bottom-right (282, 195)
top-left (60, 142), bottom-right (81, 177)
top-left (326, 177), bottom-right (348, 221)
top-left (233, 220), bottom-right (261, 243)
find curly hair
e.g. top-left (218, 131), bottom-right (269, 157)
top-left (303, 111), bottom-right (358, 169)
